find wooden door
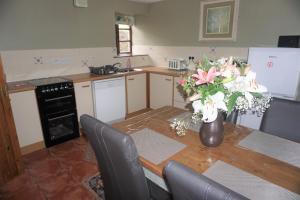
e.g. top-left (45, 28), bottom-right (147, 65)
top-left (0, 56), bottom-right (22, 186)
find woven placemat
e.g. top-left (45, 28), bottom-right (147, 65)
top-left (204, 161), bottom-right (300, 200)
top-left (239, 130), bottom-right (300, 168)
top-left (131, 128), bottom-right (186, 164)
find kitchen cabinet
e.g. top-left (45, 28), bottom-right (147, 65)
top-left (74, 81), bottom-right (94, 123)
top-left (126, 73), bottom-right (147, 114)
top-left (173, 77), bottom-right (190, 110)
top-left (10, 91), bottom-right (43, 148)
top-left (150, 73), bottom-right (173, 109)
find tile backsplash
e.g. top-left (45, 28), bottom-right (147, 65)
top-left (1, 45), bottom-right (249, 82)
top-left (1, 47), bottom-right (152, 82)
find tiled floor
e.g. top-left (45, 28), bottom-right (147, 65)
top-left (0, 137), bottom-right (99, 200)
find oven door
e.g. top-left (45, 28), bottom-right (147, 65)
top-left (41, 94), bottom-right (76, 113)
top-left (43, 109), bottom-right (79, 147)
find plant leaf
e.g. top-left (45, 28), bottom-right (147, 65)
top-left (227, 92), bottom-right (242, 114)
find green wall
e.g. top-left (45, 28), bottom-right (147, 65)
top-left (0, 0), bottom-right (148, 51)
top-left (134, 0), bottom-right (300, 47)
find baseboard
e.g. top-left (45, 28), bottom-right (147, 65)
top-left (126, 108), bottom-right (153, 119)
top-left (20, 141), bottom-right (45, 155)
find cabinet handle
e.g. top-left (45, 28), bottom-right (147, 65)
top-left (128, 78), bottom-right (135, 81)
top-left (165, 78), bottom-right (172, 81)
top-left (81, 85), bottom-right (90, 88)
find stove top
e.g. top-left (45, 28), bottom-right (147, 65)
top-left (28, 77), bottom-right (70, 86)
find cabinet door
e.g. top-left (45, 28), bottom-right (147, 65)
top-left (10, 91), bottom-right (44, 148)
top-left (150, 73), bottom-right (173, 109)
top-left (173, 77), bottom-right (189, 110)
top-left (126, 73), bottom-right (147, 114)
top-left (74, 81), bottom-right (94, 122)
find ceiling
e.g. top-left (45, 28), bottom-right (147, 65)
top-left (128, 0), bottom-right (164, 3)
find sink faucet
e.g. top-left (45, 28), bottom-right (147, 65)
top-left (126, 58), bottom-right (132, 69)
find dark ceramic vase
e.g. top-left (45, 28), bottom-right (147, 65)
top-left (199, 112), bottom-right (224, 147)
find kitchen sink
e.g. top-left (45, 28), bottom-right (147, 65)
top-left (117, 68), bottom-right (135, 73)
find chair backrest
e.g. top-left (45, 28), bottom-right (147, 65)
top-left (164, 161), bottom-right (249, 200)
top-left (80, 115), bottom-right (150, 200)
top-left (260, 97), bottom-right (300, 142)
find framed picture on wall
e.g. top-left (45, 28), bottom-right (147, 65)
top-left (199, 0), bottom-right (239, 41)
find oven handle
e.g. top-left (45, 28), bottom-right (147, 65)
top-left (45, 95), bottom-right (73, 102)
top-left (48, 113), bottom-right (75, 121)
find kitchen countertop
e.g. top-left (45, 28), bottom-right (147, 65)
top-left (7, 66), bottom-right (189, 94)
top-left (7, 81), bottom-right (36, 93)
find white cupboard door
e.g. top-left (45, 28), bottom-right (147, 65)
top-left (74, 81), bottom-right (94, 123)
top-left (126, 73), bottom-right (147, 114)
top-left (150, 73), bottom-right (173, 109)
top-left (173, 77), bottom-right (189, 110)
top-left (10, 91), bottom-right (43, 147)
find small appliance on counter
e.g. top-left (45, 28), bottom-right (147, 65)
top-left (28, 77), bottom-right (80, 148)
top-left (89, 63), bottom-right (122, 75)
top-left (168, 59), bottom-right (188, 71)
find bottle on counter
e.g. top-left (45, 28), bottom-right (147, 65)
top-left (187, 56), bottom-right (196, 71)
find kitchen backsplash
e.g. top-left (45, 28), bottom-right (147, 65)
top-left (2, 46), bottom-right (249, 82)
top-left (133, 45), bottom-right (249, 67)
top-left (1, 47), bottom-right (152, 82)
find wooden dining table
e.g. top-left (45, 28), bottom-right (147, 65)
top-left (112, 106), bottom-right (300, 198)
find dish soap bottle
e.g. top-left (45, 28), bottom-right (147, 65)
top-left (187, 56), bottom-right (195, 71)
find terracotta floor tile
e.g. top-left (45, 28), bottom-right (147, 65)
top-left (27, 158), bottom-right (66, 180)
top-left (68, 161), bottom-right (98, 183)
top-left (49, 140), bottom-right (77, 157)
top-left (37, 172), bottom-right (75, 195)
top-left (0, 136), bottom-right (100, 199)
top-left (47, 185), bottom-right (97, 200)
top-left (22, 148), bottom-right (51, 166)
top-left (55, 149), bottom-right (86, 164)
top-left (0, 172), bottom-right (45, 200)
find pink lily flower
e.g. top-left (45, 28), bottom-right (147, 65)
top-left (192, 67), bottom-right (220, 85)
top-left (178, 79), bottom-right (186, 86)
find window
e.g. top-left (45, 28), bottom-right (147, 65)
top-left (115, 24), bottom-right (132, 55)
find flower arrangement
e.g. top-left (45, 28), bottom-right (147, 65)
top-left (171, 56), bottom-right (271, 136)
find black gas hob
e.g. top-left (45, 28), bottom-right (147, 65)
top-left (29, 77), bottom-right (80, 148)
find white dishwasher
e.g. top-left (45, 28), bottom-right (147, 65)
top-left (92, 77), bottom-right (126, 123)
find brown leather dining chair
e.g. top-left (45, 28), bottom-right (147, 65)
top-left (163, 160), bottom-right (249, 200)
top-left (259, 97), bottom-right (300, 142)
top-left (80, 115), bottom-right (171, 200)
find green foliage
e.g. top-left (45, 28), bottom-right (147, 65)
top-left (227, 92), bottom-right (243, 114)
top-left (196, 56), bottom-right (215, 71)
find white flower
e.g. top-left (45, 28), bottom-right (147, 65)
top-left (224, 71), bottom-right (267, 93)
top-left (192, 100), bottom-right (203, 113)
top-left (245, 71), bottom-right (267, 93)
top-left (192, 92), bottom-right (227, 123)
top-left (244, 91), bottom-right (254, 108)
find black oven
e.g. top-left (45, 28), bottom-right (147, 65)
top-left (29, 78), bottom-right (80, 147)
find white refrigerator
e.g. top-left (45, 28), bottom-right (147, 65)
top-left (237, 47), bottom-right (300, 129)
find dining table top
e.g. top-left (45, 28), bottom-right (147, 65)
top-left (112, 106), bottom-right (300, 196)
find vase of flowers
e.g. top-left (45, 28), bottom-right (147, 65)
top-left (171, 56), bottom-right (271, 147)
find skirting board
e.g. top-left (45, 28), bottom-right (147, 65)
top-left (20, 141), bottom-right (45, 155)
